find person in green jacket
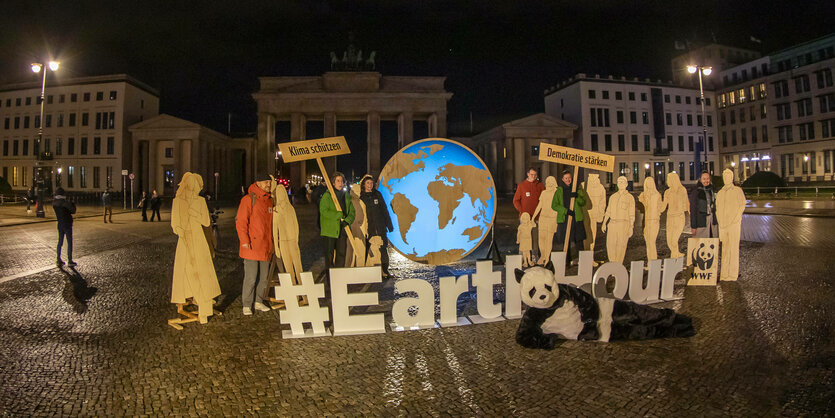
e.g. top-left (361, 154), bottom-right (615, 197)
top-left (551, 169), bottom-right (587, 265)
top-left (320, 171), bottom-right (355, 272)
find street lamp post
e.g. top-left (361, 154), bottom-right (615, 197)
top-left (688, 65), bottom-right (712, 174)
top-left (30, 61), bottom-right (60, 193)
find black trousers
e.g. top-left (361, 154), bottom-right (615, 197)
top-left (141, 205), bottom-right (148, 221)
top-left (367, 235), bottom-right (390, 274)
top-left (323, 234), bottom-right (347, 272)
top-left (151, 207), bottom-right (161, 221)
top-left (57, 226), bottom-right (73, 262)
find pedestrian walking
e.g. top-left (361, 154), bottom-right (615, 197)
top-left (150, 190), bottom-right (162, 221)
top-left (552, 170), bottom-right (587, 266)
top-left (102, 188), bottom-right (113, 223)
top-left (359, 174), bottom-right (393, 276)
top-left (26, 186), bottom-right (35, 215)
top-left (235, 177), bottom-right (274, 316)
top-left (689, 171), bottom-right (718, 238)
top-left (138, 191), bottom-right (148, 221)
top-left (319, 171), bottom-right (354, 274)
top-left (53, 188), bottom-right (77, 267)
top-left (513, 168), bottom-right (545, 261)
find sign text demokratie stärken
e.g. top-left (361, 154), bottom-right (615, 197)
top-left (277, 136), bottom-right (351, 162)
top-left (538, 143), bottom-right (615, 172)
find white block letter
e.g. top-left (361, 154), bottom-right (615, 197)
top-left (504, 255), bottom-right (522, 319)
top-left (392, 279), bottom-right (435, 329)
top-left (551, 250), bottom-right (594, 287)
top-left (592, 262), bottom-right (629, 299)
top-left (439, 275), bottom-right (469, 326)
top-left (330, 266), bottom-right (385, 336)
top-left (627, 259), bottom-right (662, 304)
top-left (660, 257), bottom-right (684, 299)
top-left (472, 260), bottom-right (502, 319)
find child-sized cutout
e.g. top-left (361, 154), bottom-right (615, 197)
top-left (716, 169), bottom-right (746, 281)
top-left (638, 176), bottom-right (664, 261)
top-left (391, 279), bottom-right (435, 330)
top-left (514, 265), bottom-right (695, 350)
top-left (169, 172), bottom-right (222, 328)
top-left (345, 184), bottom-right (368, 267)
top-left (532, 176), bottom-right (559, 265)
top-left (366, 235), bottom-right (384, 266)
top-left (583, 173), bottom-right (607, 253)
top-left (663, 172), bottom-right (689, 258)
top-left (517, 212), bottom-right (535, 267)
top-left (601, 176), bottom-right (635, 263)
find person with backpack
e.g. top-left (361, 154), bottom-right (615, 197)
top-left (235, 177), bottom-right (273, 316)
top-left (53, 188), bottom-right (77, 267)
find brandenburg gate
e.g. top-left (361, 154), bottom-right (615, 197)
top-left (252, 69), bottom-right (452, 185)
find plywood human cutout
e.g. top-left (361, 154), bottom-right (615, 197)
top-left (663, 172), bottom-right (689, 258)
top-left (517, 212), bottom-right (535, 267)
top-left (170, 172), bottom-right (221, 324)
top-left (345, 183), bottom-right (368, 267)
top-left (638, 176), bottom-right (664, 260)
top-left (716, 168), bottom-right (746, 281)
top-left (601, 176), bottom-right (635, 263)
top-left (271, 182), bottom-right (303, 283)
top-left (532, 176), bottom-right (558, 265)
top-left (583, 173), bottom-right (607, 252)
top-left (366, 235), bottom-right (384, 266)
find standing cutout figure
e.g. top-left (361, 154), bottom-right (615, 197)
top-left (345, 183), bottom-right (368, 267)
top-left (532, 176), bottom-right (559, 265)
top-left (517, 212), bottom-right (535, 267)
top-left (583, 173), bottom-right (607, 253)
top-left (663, 172), bottom-right (689, 258)
top-left (716, 168), bottom-right (746, 281)
top-left (638, 176), bottom-right (664, 260)
top-left (271, 181), bottom-right (303, 283)
top-left (171, 172), bottom-right (221, 324)
top-left (602, 176), bottom-right (635, 263)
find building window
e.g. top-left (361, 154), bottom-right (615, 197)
top-left (107, 137), bottom-right (115, 155)
top-left (642, 112), bottom-right (649, 124)
top-left (83, 92), bottom-right (91, 102)
top-left (643, 135), bottom-right (650, 151)
top-left (688, 136), bottom-right (694, 152)
top-left (628, 92), bottom-right (635, 101)
top-left (80, 166), bottom-right (87, 188)
top-left (741, 128), bottom-right (747, 145)
top-left (46, 95), bottom-right (53, 104)
top-left (640, 92), bottom-right (647, 101)
top-left (106, 166), bottom-right (113, 188)
top-left (23, 116), bottom-right (30, 129)
top-left (588, 89), bottom-right (596, 99)
top-left (14, 117), bottom-right (20, 129)
top-left (752, 127), bottom-right (758, 144)
top-left (95, 112), bottom-right (102, 129)
top-left (44, 114), bottom-right (51, 128)
top-left (615, 91), bottom-right (622, 100)
top-left (93, 166), bottom-right (100, 188)
top-left (665, 113), bottom-right (672, 125)
top-left (763, 125), bottom-right (769, 142)
top-left (629, 111), bottom-right (637, 124)
top-left (96, 91), bottom-right (104, 101)
top-left (81, 137), bottom-right (88, 155)
top-left (667, 135), bottom-right (673, 150)
top-left (68, 137), bottom-right (75, 155)
top-left (686, 96), bottom-right (691, 105)
top-left (794, 75), bottom-right (810, 93)
top-left (94, 137), bottom-right (101, 155)
top-left (778, 126), bottom-right (794, 143)
top-left (676, 113), bottom-right (683, 126)
top-left (530, 145), bottom-right (539, 156)
top-left (82, 113), bottom-right (89, 126)
top-left (722, 132), bottom-right (728, 148)
top-left (69, 113), bottom-right (76, 127)
top-left (109, 91), bottom-right (117, 100)
top-left (602, 90), bottom-right (609, 99)
top-left (617, 134), bottom-right (625, 151)
top-left (616, 111), bottom-right (624, 124)
top-left (798, 122), bottom-right (815, 141)
top-left (12, 140), bottom-right (18, 156)
top-left (604, 134), bottom-right (612, 152)
top-left (664, 94), bottom-right (670, 103)
top-left (631, 134), bottom-right (638, 151)
top-left (108, 112), bottom-right (115, 129)
top-left (678, 135), bottom-right (684, 151)
top-left (590, 134), bottom-right (599, 151)
top-left (22, 140), bottom-right (28, 155)
top-left (70, 93), bottom-right (77, 102)
top-left (730, 111), bottom-right (736, 124)
top-left (675, 95), bottom-right (681, 104)
top-left (2, 140), bottom-right (7, 156)
top-left (56, 138), bottom-right (62, 155)
top-left (731, 130), bottom-right (737, 146)
top-left (709, 136), bottom-right (714, 152)
top-left (632, 162), bottom-right (639, 183)
top-left (57, 113), bottom-right (64, 127)
top-left (689, 162), bottom-right (695, 180)
top-left (686, 114), bottom-right (693, 126)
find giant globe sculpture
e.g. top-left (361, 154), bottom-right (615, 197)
top-left (378, 138), bottom-right (496, 265)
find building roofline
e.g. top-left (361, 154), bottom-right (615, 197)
top-left (767, 32), bottom-right (835, 56)
top-left (544, 73), bottom-right (706, 96)
top-left (0, 74), bottom-right (159, 97)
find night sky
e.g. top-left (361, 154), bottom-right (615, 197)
top-left (1, 1), bottom-right (833, 167)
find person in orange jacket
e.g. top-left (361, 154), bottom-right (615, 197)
top-left (235, 178), bottom-right (274, 316)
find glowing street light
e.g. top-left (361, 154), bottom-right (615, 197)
top-left (688, 64), bottom-right (712, 174)
top-left (30, 59), bottom-right (60, 195)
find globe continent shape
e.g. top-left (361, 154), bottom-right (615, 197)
top-left (378, 138), bottom-right (496, 265)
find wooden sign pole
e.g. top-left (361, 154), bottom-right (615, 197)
top-left (316, 158), bottom-right (361, 267)
top-left (562, 165), bottom-right (580, 253)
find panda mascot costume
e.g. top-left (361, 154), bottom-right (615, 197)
top-left (515, 265), bottom-right (695, 350)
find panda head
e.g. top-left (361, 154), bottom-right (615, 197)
top-left (515, 264), bottom-right (558, 309)
top-left (697, 242), bottom-right (715, 261)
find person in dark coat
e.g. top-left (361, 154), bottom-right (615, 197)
top-left (150, 190), bottom-right (162, 221)
top-left (689, 171), bottom-right (718, 238)
top-left (359, 174), bottom-right (394, 277)
top-left (26, 187), bottom-right (35, 215)
top-left (53, 188), bottom-right (77, 267)
top-left (138, 191), bottom-right (148, 221)
top-left (101, 188), bottom-right (113, 223)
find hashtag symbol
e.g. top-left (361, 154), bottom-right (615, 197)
top-left (274, 272), bottom-right (331, 337)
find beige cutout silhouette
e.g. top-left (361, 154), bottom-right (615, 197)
top-left (716, 169), bottom-right (746, 281)
top-left (170, 172), bottom-right (221, 324)
top-left (531, 176), bottom-right (558, 265)
top-left (662, 172), bottom-right (689, 258)
top-left (638, 176), bottom-right (664, 260)
top-left (583, 173), bottom-right (607, 252)
top-left (517, 212), bottom-right (535, 267)
top-left (366, 235), bottom-right (384, 266)
top-left (271, 182), bottom-right (303, 283)
top-left (601, 176), bottom-right (635, 263)
top-left (345, 184), bottom-right (368, 267)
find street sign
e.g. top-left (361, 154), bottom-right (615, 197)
top-left (121, 169), bottom-right (129, 176)
top-left (214, 172), bottom-right (219, 177)
top-left (129, 173), bottom-right (135, 180)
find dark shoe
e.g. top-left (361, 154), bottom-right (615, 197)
top-left (56, 260), bottom-right (65, 267)
top-left (67, 261), bottom-right (77, 267)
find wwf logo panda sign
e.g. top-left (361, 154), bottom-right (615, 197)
top-left (686, 238), bottom-right (719, 286)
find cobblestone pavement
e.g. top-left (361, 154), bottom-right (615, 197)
top-left (0, 199), bottom-right (832, 416)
